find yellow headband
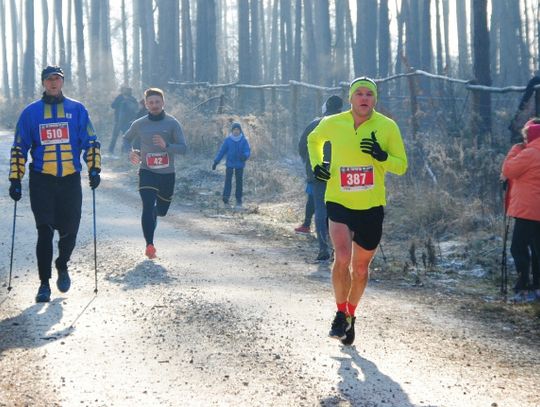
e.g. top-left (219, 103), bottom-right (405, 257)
top-left (349, 77), bottom-right (378, 100)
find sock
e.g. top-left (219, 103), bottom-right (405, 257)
top-left (346, 302), bottom-right (357, 316)
top-left (337, 302), bottom-right (347, 313)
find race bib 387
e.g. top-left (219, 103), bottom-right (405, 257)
top-left (340, 165), bottom-right (374, 191)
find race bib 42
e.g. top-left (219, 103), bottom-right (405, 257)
top-left (146, 152), bottom-right (170, 169)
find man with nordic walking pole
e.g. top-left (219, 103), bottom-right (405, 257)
top-left (8, 65), bottom-right (101, 303)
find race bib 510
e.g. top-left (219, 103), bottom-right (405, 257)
top-left (39, 122), bottom-right (70, 145)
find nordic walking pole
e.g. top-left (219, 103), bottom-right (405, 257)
top-left (92, 188), bottom-right (98, 294)
top-left (500, 180), bottom-right (510, 297)
top-left (501, 215), bottom-right (510, 297)
top-left (379, 243), bottom-right (388, 263)
top-left (7, 201), bottom-right (17, 292)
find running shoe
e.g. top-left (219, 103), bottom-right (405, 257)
top-left (329, 311), bottom-right (349, 340)
top-left (341, 316), bottom-right (356, 346)
top-left (35, 283), bottom-right (51, 303)
top-left (56, 269), bottom-right (71, 293)
top-left (316, 252), bottom-right (331, 262)
top-left (294, 225), bottom-right (311, 235)
top-left (145, 244), bottom-right (157, 259)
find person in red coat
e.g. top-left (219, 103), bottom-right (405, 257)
top-left (502, 118), bottom-right (540, 303)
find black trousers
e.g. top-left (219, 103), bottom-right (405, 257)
top-left (510, 217), bottom-right (540, 291)
top-left (29, 171), bottom-right (82, 281)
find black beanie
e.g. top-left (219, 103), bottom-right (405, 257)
top-left (325, 95), bottom-right (343, 114)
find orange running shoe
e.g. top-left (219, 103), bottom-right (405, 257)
top-left (145, 244), bottom-right (157, 259)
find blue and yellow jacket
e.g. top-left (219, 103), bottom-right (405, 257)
top-left (9, 94), bottom-right (101, 180)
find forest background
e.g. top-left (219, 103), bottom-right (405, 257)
top-left (0, 0), bottom-right (539, 307)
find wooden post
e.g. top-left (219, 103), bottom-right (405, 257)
top-left (291, 83), bottom-right (299, 152)
top-left (406, 69), bottom-right (419, 141)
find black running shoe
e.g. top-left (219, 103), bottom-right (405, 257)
top-left (55, 259), bottom-right (71, 293)
top-left (329, 311), bottom-right (349, 340)
top-left (341, 316), bottom-right (356, 345)
top-left (35, 283), bottom-right (51, 303)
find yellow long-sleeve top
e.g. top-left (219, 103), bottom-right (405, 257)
top-left (307, 110), bottom-right (407, 210)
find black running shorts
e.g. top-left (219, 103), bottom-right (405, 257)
top-left (138, 169), bottom-right (175, 202)
top-left (326, 201), bottom-right (384, 250)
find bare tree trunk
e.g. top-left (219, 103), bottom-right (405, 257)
top-left (195, 0), bottom-right (217, 82)
top-left (121, 0), bottom-right (128, 85)
top-left (303, 0), bottom-right (318, 84)
top-left (395, 0), bottom-right (405, 75)
top-left (456, 0), bottom-right (470, 77)
top-left (99, 0), bottom-right (115, 89)
top-left (181, 0), bottom-right (194, 81)
top-left (442, 0), bottom-right (450, 73)
top-left (238, 0), bottom-right (250, 83)
top-left (435, 0), bottom-right (443, 74)
top-left (139, 0), bottom-right (155, 87)
top-left (268, 0), bottom-right (279, 83)
top-left (335, 0), bottom-right (348, 82)
top-left (10, 0), bottom-right (20, 98)
top-left (293, 0), bottom-right (301, 81)
top-left (356, 0), bottom-right (377, 76)
top-left (279, 0), bottom-right (292, 82)
top-left (471, 0), bottom-right (492, 144)
top-left (378, 0), bottom-right (390, 78)
top-left (0, 2), bottom-right (10, 98)
top-left (66, 0), bottom-right (72, 82)
top-left (54, 0), bottom-right (66, 69)
top-left (22, 0), bottom-right (35, 99)
top-left (250, 0), bottom-right (262, 83)
top-left (41, 0), bottom-right (48, 67)
top-left (132, 0), bottom-right (141, 87)
top-left (259, 0), bottom-right (268, 82)
top-left (74, 0), bottom-right (87, 92)
top-left (314, 0), bottom-right (332, 84)
top-left (157, 0), bottom-right (180, 87)
top-left (89, 0), bottom-right (100, 81)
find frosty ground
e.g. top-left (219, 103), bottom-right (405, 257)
top-left (0, 132), bottom-right (539, 407)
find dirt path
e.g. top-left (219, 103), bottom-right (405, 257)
top-left (0, 133), bottom-right (538, 407)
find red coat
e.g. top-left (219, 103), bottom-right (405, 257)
top-left (502, 137), bottom-right (540, 221)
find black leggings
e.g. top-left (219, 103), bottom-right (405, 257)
top-left (140, 189), bottom-right (171, 246)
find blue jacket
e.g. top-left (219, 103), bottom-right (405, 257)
top-left (9, 95), bottom-right (100, 180)
top-left (213, 133), bottom-right (251, 169)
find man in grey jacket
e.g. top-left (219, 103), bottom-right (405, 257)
top-left (297, 95), bottom-right (343, 262)
top-left (124, 88), bottom-right (187, 259)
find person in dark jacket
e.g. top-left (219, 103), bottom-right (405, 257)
top-left (212, 122), bottom-right (251, 208)
top-left (295, 95), bottom-right (343, 261)
top-left (109, 86), bottom-right (138, 154)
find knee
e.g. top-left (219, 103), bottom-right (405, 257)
top-left (37, 224), bottom-right (54, 240)
top-left (351, 265), bottom-right (369, 282)
top-left (333, 253), bottom-right (351, 270)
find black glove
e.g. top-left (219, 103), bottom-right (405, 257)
top-left (313, 162), bottom-right (331, 182)
top-left (360, 131), bottom-right (388, 162)
top-left (9, 179), bottom-right (21, 201)
top-left (212, 162), bottom-right (217, 170)
top-left (89, 168), bottom-right (101, 189)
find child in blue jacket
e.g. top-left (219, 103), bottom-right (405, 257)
top-left (212, 122), bottom-right (251, 207)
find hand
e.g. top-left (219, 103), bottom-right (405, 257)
top-left (313, 163), bottom-right (331, 182)
top-left (89, 168), bottom-right (101, 189)
top-left (360, 131), bottom-right (388, 162)
top-left (212, 162), bottom-right (217, 170)
top-left (130, 150), bottom-right (141, 165)
top-left (9, 179), bottom-right (21, 201)
top-left (152, 134), bottom-right (167, 149)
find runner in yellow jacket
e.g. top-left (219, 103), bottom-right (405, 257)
top-left (307, 77), bottom-right (407, 345)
